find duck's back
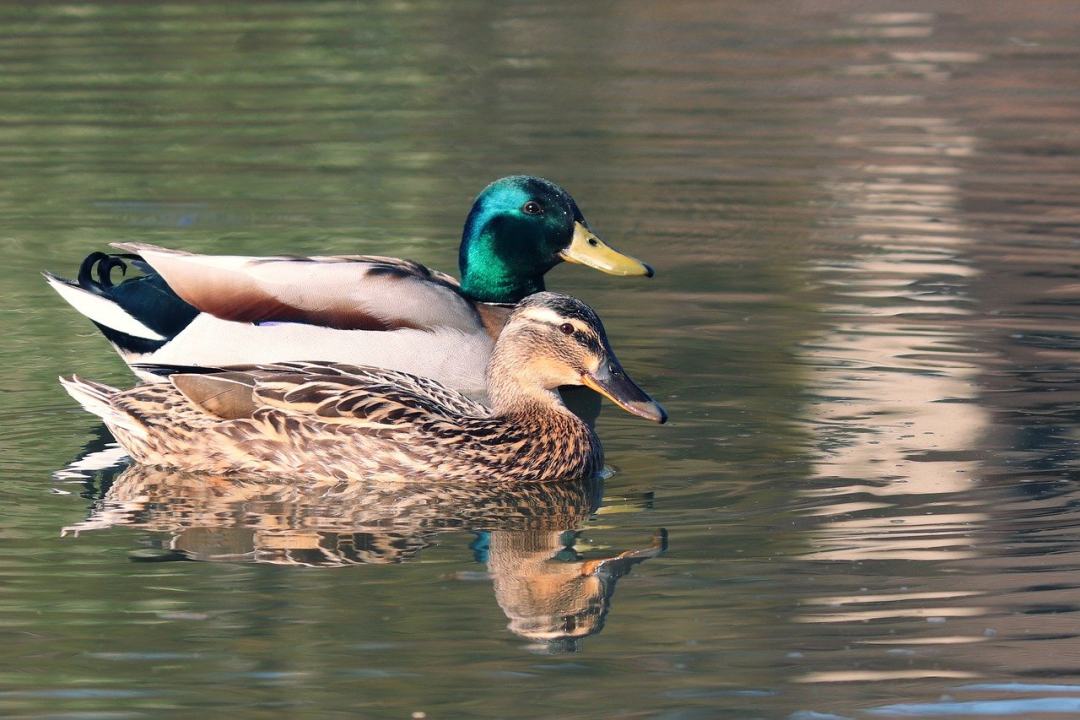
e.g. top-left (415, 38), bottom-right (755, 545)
top-left (66, 362), bottom-right (600, 483)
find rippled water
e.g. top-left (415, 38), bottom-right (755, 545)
top-left (4, 2), bottom-right (1080, 718)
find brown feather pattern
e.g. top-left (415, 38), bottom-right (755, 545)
top-left (79, 360), bottom-right (602, 484)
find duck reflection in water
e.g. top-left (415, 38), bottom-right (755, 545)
top-left (62, 461), bottom-right (667, 651)
top-left (486, 524), bottom-right (666, 653)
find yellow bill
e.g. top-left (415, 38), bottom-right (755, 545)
top-left (559, 222), bottom-right (654, 277)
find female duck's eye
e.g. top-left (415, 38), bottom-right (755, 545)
top-left (559, 323), bottom-right (575, 335)
top-left (522, 201), bottom-right (543, 215)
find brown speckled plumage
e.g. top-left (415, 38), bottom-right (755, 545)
top-left (61, 293), bottom-right (665, 484)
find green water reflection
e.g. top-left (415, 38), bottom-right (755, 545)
top-left (5, 2), bottom-right (1080, 719)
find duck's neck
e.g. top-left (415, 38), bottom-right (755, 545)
top-left (487, 377), bottom-right (571, 424)
top-left (459, 232), bottom-right (548, 303)
top-left (485, 354), bottom-right (577, 424)
top-left (483, 341), bottom-right (603, 479)
top-left (486, 333), bottom-right (593, 419)
top-left (486, 368), bottom-right (603, 480)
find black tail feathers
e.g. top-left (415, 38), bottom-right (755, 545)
top-left (68, 250), bottom-right (200, 354)
top-left (77, 252), bottom-right (144, 296)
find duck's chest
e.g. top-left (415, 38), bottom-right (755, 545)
top-left (418, 417), bottom-right (603, 483)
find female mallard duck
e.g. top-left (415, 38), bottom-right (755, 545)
top-left (44, 176), bottom-right (652, 397)
top-left (60, 293), bottom-right (666, 483)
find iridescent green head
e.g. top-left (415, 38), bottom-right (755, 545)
top-left (458, 176), bottom-right (653, 303)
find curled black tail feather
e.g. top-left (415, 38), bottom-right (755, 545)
top-left (72, 250), bottom-right (200, 354)
top-left (78, 252), bottom-right (142, 294)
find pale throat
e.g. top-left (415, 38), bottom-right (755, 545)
top-left (485, 352), bottom-right (571, 417)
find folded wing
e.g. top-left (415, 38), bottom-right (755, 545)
top-left (112, 242), bottom-right (480, 333)
top-left (171, 362), bottom-right (490, 426)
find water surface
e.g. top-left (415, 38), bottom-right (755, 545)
top-left (3, 2), bottom-right (1080, 718)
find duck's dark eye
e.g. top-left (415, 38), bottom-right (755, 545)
top-left (522, 201), bottom-right (543, 215)
top-left (559, 323), bottom-right (575, 335)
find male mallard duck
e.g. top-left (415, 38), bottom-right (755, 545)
top-left (61, 293), bottom-right (666, 483)
top-left (44, 176), bottom-right (652, 397)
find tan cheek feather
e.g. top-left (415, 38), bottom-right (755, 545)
top-left (524, 356), bottom-right (579, 387)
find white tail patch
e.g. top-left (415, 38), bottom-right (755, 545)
top-left (59, 376), bottom-right (146, 438)
top-left (59, 375), bottom-right (118, 420)
top-left (44, 274), bottom-right (165, 341)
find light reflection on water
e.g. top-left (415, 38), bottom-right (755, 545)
top-left (799, 33), bottom-right (988, 567)
top-left (3, 1), bottom-right (1080, 718)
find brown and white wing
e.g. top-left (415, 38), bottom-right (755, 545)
top-left (172, 362), bottom-right (489, 426)
top-left (111, 242), bottom-right (480, 333)
top-left (297, 363), bottom-right (491, 420)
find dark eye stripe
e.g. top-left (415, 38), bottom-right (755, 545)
top-left (544, 320), bottom-right (600, 348)
top-left (573, 333), bottom-right (604, 356)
